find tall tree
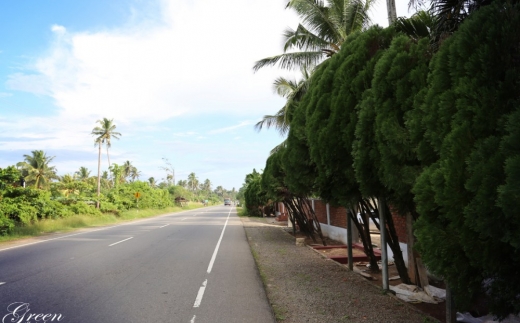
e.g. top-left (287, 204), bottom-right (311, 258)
top-left (255, 67), bottom-right (312, 137)
top-left (187, 172), bottom-right (198, 192)
top-left (412, 3), bottom-right (520, 316)
top-left (75, 166), bottom-right (91, 182)
top-left (16, 150), bottom-right (58, 189)
top-left (253, 0), bottom-right (376, 71)
top-left (202, 179), bottom-right (212, 192)
top-left (148, 177), bottom-right (157, 188)
top-left (160, 158), bottom-right (175, 186)
top-left (92, 118), bottom-right (121, 168)
top-left (215, 185), bottom-right (224, 197)
top-left (91, 118), bottom-right (121, 208)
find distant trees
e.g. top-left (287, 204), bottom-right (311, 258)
top-left (16, 150), bottom-right (59, 189)
top-left (92, 118), bottom-right (121, 208)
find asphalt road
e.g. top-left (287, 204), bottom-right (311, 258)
top-left (0, 206), bottom-right (274, 323)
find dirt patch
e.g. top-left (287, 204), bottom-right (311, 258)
top-left (352, 259), bottom-right (447, 322)
top-left (316, 247), bottom-right (366, 257)
top-left (288, 231), bottom-right (345, 246)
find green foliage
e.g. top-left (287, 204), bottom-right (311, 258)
top-left (355, 35), bottom-right (430, 214)
top-left (0, 166), bottom-right (21, 189)
top-left (261, 149), bottom-right (287, 202)
top-left (242, 169), bottom-right (267, 217)
top-left (16, 150), bottom-right (59, 189)
top-left (282, 93), bottom-right (317, 196)
top-left (413, 2), bottom-right (520, 317)
top-left (305, 26), bottom-right (394, 206)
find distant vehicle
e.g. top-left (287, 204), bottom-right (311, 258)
top-left (224, 198), bottom-right (231, 206)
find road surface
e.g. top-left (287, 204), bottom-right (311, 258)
top-left (0, 206), bottom-right (274, 323)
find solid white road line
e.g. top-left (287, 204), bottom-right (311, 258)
top-left (193, 279), bottom-right (207, 308)
top-left (109, 237), bottom-right (133, 247)
top-left (159, 224), bottom-right (170, 228)
top-left (206, 208), bottom-right (232, 274)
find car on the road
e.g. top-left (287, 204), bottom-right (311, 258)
top-left (224, 198), bottom-right (231, 206)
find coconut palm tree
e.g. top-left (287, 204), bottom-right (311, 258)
top-left (255, 67), bottom-right (312, 136)
top-left (187, 172), bottom-right (198, 192)
top-left (202, 179), bottom-right (212, 192)
top-left (75, 166), bottom-right (91, 182)
top-left (16, 150), bottom-right (59, 189)
top-left (92, 118), bottom-right (121, 208)
top-left (92, 118), bottom-right (121, 168)
top-left (148, 177), bottom-right (157, 188)
top-left (253, 0), bottom-right (375, 72)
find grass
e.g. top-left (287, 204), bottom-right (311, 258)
top-left (236, 206), bottom-right (248, 217)
top-left (0, 204), bottom-right (205, 243)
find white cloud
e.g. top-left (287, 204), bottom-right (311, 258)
top-left (208, 121), bottom-right (254, 134)
top-left (6, 0), bottom-right (299, 124)
top-left (51, 24), bottom-right (66, 34)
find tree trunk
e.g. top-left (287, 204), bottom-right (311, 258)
top-left (386, 0), bottom-right (397, 24)
top-left (106, 145), bottom-right (111, 168)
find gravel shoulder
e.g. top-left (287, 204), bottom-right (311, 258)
top-left (241, 216), bottom-right (438, 323)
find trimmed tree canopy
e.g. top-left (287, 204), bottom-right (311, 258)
top-left (413, 2), bottom-right (520, 317)
top-left (355, 35), bottom-right (430, 215)
top-left (304, 26), bottom-right (394, 206)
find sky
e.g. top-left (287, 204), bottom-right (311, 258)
top-left (0, 0), bottom-right (415, 191)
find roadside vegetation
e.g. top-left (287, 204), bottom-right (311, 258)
top-left (243, 0), bottom-right (520, 319)
top-left (0, 120), bottom-right (238, 241)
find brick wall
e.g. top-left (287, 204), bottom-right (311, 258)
top-left (329, 205), bottom-right (347, 228)
top-left (391, 210), bottom-right (407, 243)
top-left (313, 199), bottom-right (328, 224)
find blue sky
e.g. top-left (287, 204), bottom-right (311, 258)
top-left (0, 0), bottom-right (414, 191)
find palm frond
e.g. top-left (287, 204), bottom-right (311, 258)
top-left (272, 77), bottom-right (299, 98)
top-left (253, 51), bottom-right (324, 71)
top-left (289, 0), bottom-right (341, 43)
top-left (282, 24), bottom-right (330, 52)
top-left (344, 0), bottom-right (374, 35)
top-left (394, 10), bottom-right (436, 40)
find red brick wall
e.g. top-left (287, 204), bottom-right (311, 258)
top-left (329, 205), bottom-right (347, 228)
top-left (391, 210), bottom-right (407, 243)
top-left (313, 199), bottom-right (328, 224)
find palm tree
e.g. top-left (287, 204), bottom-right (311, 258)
top-left (160, 158), bottom-right (175, 186)
top-left (92, 118), bottom-right (121, 167)
top-left (253, 0), bottom-right (375, 72)
top-left (187, 172), bottom-right (198, 192)
top-left (129, 168), bottom-right (141, 182)
top-left (16, 150), bottom-right (59, 189)
top-left (255, 67), bottom-right (312, 136)
top-left (91, 118), bottom-right (121, 208)
top-left (202, 179), bottom-right (212, 192)
top-left (215, 185), bottom-right (224, 197)
top-left (75, 166), bottom-right (91, 182)
top-left (148, 177), bottom-right (157, 188)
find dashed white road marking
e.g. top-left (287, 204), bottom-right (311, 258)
top-left (159, 224), bottom-right (170, 228)
top-left (190, 315), bottom-right (196, 323)
top-left (109, 237), bottom-right (133, 247)
top-left (0, 208), bottom-right (198, 253)
top-left (0, 282), bottom-right (5, 286)
top-left (193, 279), bottom-right (207, 308)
